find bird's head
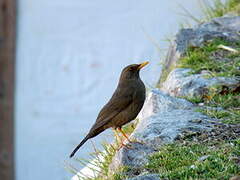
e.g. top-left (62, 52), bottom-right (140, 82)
top-left (120, 61), bottom-right (149, 81)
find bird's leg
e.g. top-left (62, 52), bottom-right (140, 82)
top-left (114, 129), bottom-right (122, 146)
top-left (117, 127), bottom-right (132, 142)
top-left (118, 127), bottom-right (143, 145)
top-left (118, 143), bottom-right (132, 150)
top-left (114, 128), bottom-right (132, 150)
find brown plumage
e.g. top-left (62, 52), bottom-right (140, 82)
top-left (70, 62), bottom-right (148, 158)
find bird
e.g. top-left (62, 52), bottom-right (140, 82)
top-left (70, 61), bottom-right (149, 158)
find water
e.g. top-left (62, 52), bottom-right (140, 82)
top-left (15, 0), bottom-right (203, 179)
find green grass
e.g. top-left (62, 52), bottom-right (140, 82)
top-left (206, 91), bottom-right (240, 109)
top-left (158, 38), bottom-right (240, 87)
top-left (145, 139), bottom-right (240, 179)
top-left (121, 119), bottom-right (138, 135)
top-left (178, 39), bottom-right (240, 77)
top-left (182, 96), bottom-right (204, 104)
top-left (177, 0), bottom-right (240, 29)
top-left (176, 34), bottom-right (240, 125)
top-left (195, 90), bottom-right (240, 124)
top-left (197, 108), bottom-right (240, 124)
top-left (188, 83), bottom-right (240, 124)
top-left (158, 0), bottom-right (240, 86)
top-left (139, 9), bottom-right (240, 179)
top-left (183, 0), bottom-right (240, 24)
top-left (187, 87), bottom-right (240, 124)
top-left (202, 0), bottom-right (240, 20)
top-left (67, 1), bottom-right (240, 179)
top-left (66, 141), bottom-right (117, 180)
top-left (157, 2), bottom-right (240, 177)
top-left (66, 122), bottom-right (137, 180)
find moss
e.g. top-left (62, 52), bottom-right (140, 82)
top-left (145, 139), bottom-right (240, 179)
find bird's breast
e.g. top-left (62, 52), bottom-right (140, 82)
top-left (111, 80), bottom-right (145, 128)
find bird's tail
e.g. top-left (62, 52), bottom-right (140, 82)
top-left (70, 136), bottom-right (89, 158)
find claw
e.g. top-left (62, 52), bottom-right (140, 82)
top-left (114, 128), bottom-right (141, 151)
top-left (117, 128), bottom-right (131, 142)
top-left (118, 142), bottom-right (133, 151)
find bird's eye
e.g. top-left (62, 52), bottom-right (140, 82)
top-left (129, 67), bottom-right (134, 71)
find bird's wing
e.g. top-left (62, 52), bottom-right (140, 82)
top-left (89, 85), bottom-right (134, 132)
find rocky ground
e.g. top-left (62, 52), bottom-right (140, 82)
top-left (106, 15), bottom-right (240, 180)
top-left (72, 13), bottom-right (240, 180)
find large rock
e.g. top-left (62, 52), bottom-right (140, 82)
top-left (159, 16), bottom-right (240, 85)
top-left (161, 68), bottom-right (240, 97)
top-left (109, 89), bottom-right (215, 176)
top-left (73, 16), bottom-right (240, 180)
top-left (188, 16), bottom-right (240, 47)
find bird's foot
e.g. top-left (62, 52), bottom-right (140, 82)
top-left (127, 137), bottom-right (143, 145)
top-left (118, 143), bottom-right (133, 151)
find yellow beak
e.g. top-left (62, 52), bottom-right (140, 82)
top-left (137, 61), bottom-right (149, 70)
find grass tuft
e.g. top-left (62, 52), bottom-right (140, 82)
top-left (66, 122), bottom-right (137, 180)
top-left (201, 0), bottom-right (240, 20)
top-left (190, 84), bottom-right (240, 124)
top-left (178, 38), bottom-right (240, 77)
top-left (145, 139), bottom-right (240, 179)
top-left (158, 0), bottom-right (240, 86)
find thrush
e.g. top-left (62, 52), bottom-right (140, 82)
top-left (70, 61), bottom-right (148, 158)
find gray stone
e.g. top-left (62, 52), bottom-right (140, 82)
top-left (198, 155), bottom-right (210, 161)
top-left (74, 16), bottom-right (240, 180)
top-left (110, 142), bottom-right (155, 170)
top-left (127, 174), bottom-right (160, 180)
top-left (109, 89), bottom-right (214, 173)
top-left (204, 16), bottom-right (240, 34)
top-left (159, 16), bottom-right (240, 85)
top-left (161, 68), bottom-right (239, 97)
top-left (189, 16), bottom-right (240, 47)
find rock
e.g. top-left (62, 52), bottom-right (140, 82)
top-left (109, 89), bottom-right (215, 174)
top-left (198, 155), bottom-right (210, 161)
top-left (190, 165), bottom-right (196, 169)
top-left (158, 16), bottom-right (240, 85)
top-left (208, 16), bottom-right (240, 33)
top-left (161, 68), bottom-right (239, 97)
top-left (191, 16), bottom-right (240, 47)
top-left (73, 16), bottom-right (240, 180)
top-left (229, 175), bottom-right (240, 180)
top-left (127, 174), bottom-right (160, 180)
top-left (109, 142), bottom-right (155, 171)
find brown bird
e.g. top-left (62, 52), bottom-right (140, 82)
top-left (70, 61), bottom-right (148, 158)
